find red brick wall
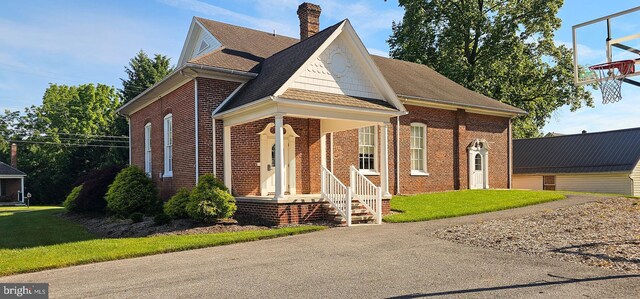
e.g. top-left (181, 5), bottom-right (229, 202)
top-left (464, 112), bottom-right (510, 189)
top-left (235, 200), bottom-right (328, 225)
top-left (131, 80), bottom-right (197, 200)
top-left (197, 78), bottom-right (241, 179)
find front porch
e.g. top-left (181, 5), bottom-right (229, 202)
top-left (0, 176), bottom-right (25, 205)
top-left (213, 91), bottom-right (403, 225)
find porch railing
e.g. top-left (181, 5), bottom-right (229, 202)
top-left (350, 165), bottom-right (382, 224)
top-left (320, 165), bottom-right (352, 226)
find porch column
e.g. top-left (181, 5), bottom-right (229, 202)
top-left (274, 113), bottom-right (286, 199)
top-left (223, 125), bottom-right (232, 191)
top-left (381, 122), bottom-right (391, 197)
top-left (20, 177), bottom-right (24, 203)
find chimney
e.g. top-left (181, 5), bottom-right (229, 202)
top-left (10, 143), bottom-right (17, 168)
top-left (297, 2), bottom-right (321, 40)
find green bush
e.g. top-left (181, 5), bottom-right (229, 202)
top-left (63, 185), bottom-right (83, 212)
top-left (105, 166), bottom-right (160, 217)
top-left (194, 174), bottom-right (228, 192)
top-left (153, 213), bottom-right (172, 226)
top-left (186, 186), bottom-right (236, 223)
top-left (130, 212), bottom-right (144, 223)
top-left (164, 188), bottom-right (191, 219)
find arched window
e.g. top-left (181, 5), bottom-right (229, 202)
top-left (475, 153), bottom-right (482, 171)
top-left (163, 114), bottom-right (173, 177)
top-left (410, 123), bottom-right (428, 174)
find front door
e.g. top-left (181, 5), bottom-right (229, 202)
top-left (471, 153), bottom-right (485, 189)
top-left (261, 137), bottom-right (290, 195)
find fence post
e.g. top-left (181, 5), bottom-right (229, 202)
top-left (377, 186), bottom-right (382, 224)
top-left (346, 187), bottom-right (353, 227)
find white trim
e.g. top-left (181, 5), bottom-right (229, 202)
top-left (194, 78), bottom-right (199, 183)
top-left (409, 122), bottom-right (428, 174)
top-left (223, 125), bottom-right (232, 190)
top-left (400, 96), bottom-right (524, 117)
top-left (144, 123), bottom-right (152, 176)
top-left (0, 175), bottom-right (26, 179)
top-left (163, 114), bottom-right (173, 177)
top-left (468, 139), bottom-right (489, 189)
top-left (177, 17), bottom-right (222, 66)
top-left (395, 116), bottom-right (401, 194)
top-left (380, 122), bottom-right (390, 196)
top-left (275, 97), bottom-right (405, 116)
top-left (330, 132), bottom-right (334, 172)
top-left (20, 176), bottom-right (24, 203)
top-left (358, 125), bottom-right (378, 172)
top-left (274, 114), bottom-right (285, 199)
top-left (212, 83), bottom-right (245, 116)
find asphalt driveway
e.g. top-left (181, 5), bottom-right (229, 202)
top-left (2, 195), bottom-right (639, 298)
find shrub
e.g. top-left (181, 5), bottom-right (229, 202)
top-left (194, 174), bottom-right (228, 192)
top-left (130, 212), bottom-right (144, 223)
top-left (164, 188), bottom-right (191, 219)
top-left (186, 187), bottom-right (237, 222)
top-left (63, 185), bottom-right (83, 212)
top-left (105, 166), bottom-right (160, 217)
top-left (153, 213), bottom-right (172, 226)
top-left (71, 166), bottom-right (123, 214)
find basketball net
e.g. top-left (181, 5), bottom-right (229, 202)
top-left (589, 60), bottom-right (635, 104)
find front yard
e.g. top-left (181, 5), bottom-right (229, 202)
top-left (0, 206), bottom-right (325, 276)
top-left (384, 189), bottom-right (566, 223)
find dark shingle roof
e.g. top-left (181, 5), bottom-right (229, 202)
top-left (513, 127), bottom-right (640, 174)
top-left (217, 21), bottom-right (344, 113)
top-left (280, 88), bottom-right (396, 111)
top-left (190, 17), bottom-right (523, 115)
top-left (0, 162), bottom-right (26, 176)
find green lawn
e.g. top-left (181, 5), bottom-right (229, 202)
top-left (384, 190), bottom-right (566, 223)
top-left (0, 206), bottom-right (326, 276)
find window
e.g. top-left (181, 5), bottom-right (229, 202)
top-left (543, 175), bottom-right (556, 190)
top-left (163, 114), bottom-right (173, 177)
top-left (475, 153), bottom-right (482, 171)
top-left (358, 126), bottom-right (377, 172)
top-left (410, 123), bottom-right (427, 174)
top-left (144, 123), bottom-right (152, 176)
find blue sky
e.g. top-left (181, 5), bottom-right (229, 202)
top-left (0, 0), bottom-right (639, 134)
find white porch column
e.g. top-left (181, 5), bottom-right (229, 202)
top-left (20, 177), bottom-right (24, 203)
top-left (223, 125), bottom-right (232, 191)
top-left (380, 122), bottom-right (391, 197)
top-left (274, 113), bottom-right (286, 199)
top-left (320, 134), bottom-right (327, 168)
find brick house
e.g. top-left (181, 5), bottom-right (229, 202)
top-left (117, 3), bottom-right (525, 225)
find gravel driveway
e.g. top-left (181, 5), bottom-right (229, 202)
top-left (436, 196), bottom-right (640, 273)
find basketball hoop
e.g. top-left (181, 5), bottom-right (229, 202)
top-left (589, 60), bottom-right (635, 104)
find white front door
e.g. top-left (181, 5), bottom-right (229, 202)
top-left (471, 153), bottom-right (485, 189)
top-left (262, 137), bottom-right (290, 195)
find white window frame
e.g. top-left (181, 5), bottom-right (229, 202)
top-left (358, 125), bottom-right (379, 175)
top-left (410, 122), bottom-right (429, 176)
top-left (144, 123), bottom-right (152, 176)
top-left (163, 114), bottom-right (173, 177)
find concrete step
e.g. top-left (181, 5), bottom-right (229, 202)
top-left (326, 208), bottom-right (369, 215)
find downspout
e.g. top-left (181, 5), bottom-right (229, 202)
top-left (212, 118), bottom-right (217, 177)
top-left (508, 118), bottom-right (513, 189)
top-left (127, 116), bottom-right (131, 165)
top-left (396, 115), bottom-right (401, 195)
top-left (194, 78), bottom-right (199, 184)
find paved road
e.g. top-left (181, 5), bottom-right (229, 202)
top-left (2, 195), bottom-right (639, 298)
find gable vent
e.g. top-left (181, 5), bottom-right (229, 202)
top-left (198, 40), bottom-right (210, 53)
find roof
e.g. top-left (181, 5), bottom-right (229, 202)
top-left (0, 162), bottom-right (26, 176)
top-left (216, 21), bottom-right (344, 113)
top-left (513, 127), bottom-right (640, 174)
top-left (186, 17), bottom-right (523, 116)
top-left (192, 18), bottom-right (298, 72)
top-left (280, 88), bottom-right (396, 111)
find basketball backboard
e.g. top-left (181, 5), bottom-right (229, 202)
top-left (572, 6), bottom-right (640, 89)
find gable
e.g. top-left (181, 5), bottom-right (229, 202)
top-left (177, 18), bottom-right (222, 66)
top-left (290, 34), bottom-right (383, 100)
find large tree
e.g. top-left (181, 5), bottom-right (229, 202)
top-left (120, 50), bottom-right (173, 104)
top-left (388, 0), bottom-right (593, 137)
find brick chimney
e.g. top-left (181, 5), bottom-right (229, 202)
top-left (10, 143), bottom-right (17, 168)
top-left (297, 2), bottom-right (321, 40)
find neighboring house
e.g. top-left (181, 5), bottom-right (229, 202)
top-left (513, 128), bottom-right (640, 196)
top-left (117, 3), bottom-right (524, 225)
top-left (0, 146), bottom-right (26, 203)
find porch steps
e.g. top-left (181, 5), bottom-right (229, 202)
top-left (323, 199), bottom-right (376, 226)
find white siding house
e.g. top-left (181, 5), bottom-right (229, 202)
top-left (513, 128), bottom-right (640, 196)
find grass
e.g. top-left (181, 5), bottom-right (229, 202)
top-left (384, 189), bottom-right (566, 223)
top-left (0, 206), bottom-right (326, 276)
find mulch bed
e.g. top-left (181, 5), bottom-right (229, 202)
top-left (60, 213), bottom-right (268, 238)
top-left (434, 197), bottom-right (640, 273)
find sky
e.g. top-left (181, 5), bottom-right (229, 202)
top-left (0, 0), bottom-right (639, 135)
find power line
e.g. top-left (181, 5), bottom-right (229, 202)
top-left (49, 133), bottom-right (129, 139)
top-left (33, 136), bottom-right (129, 144)
top-left (10, 140), bottom-right (129, 149)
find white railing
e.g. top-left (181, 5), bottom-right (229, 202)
top-left (321, 166), bottom-right (352, 226)
top-left (350, 165), bottom-right (382, 224)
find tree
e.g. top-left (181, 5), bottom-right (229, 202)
top-left (120, 50), bottom-right (173, 104)
top-left (388, 0), bottom-right (593, 137)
